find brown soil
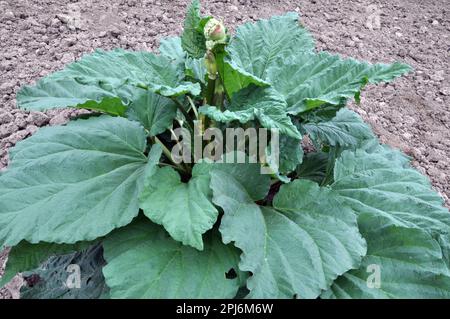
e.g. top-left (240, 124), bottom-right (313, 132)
top-left (0, 0), bottom-right (449, 298)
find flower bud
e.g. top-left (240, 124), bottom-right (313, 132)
top-left (204, 18), bottom-right (226, 42)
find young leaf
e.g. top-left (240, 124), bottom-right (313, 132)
top-left (302, 108), bottom-right (375, 148)
top-left (181, 0), bottom-right (207, 59)
top-left (126, 89), bottom-right (177, 136)
top-left (21, 244), bottom-right (108, 299)
top-left (222, 12), bottom-right (314, 96)
top-left (102, 217), bottom-right (241, 298)
top-left (323, 214), bottom-right (450, 298)
top-left (199, 86), bottom-right (301, 139)
top-left (266, 52), bottom-right (411, 114)
top-left (0, 116), bottom-right (149, 246)
top-left (211, 170), bottom-right (365, 298)
top-left (139, 163), bottom-right (218, 250)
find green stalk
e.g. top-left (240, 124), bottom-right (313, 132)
top-left (204, 50), bottom-right (218, 106)
top-left (187, 96), bottom-right (199, 119)
top-left (213, 76), bottom-right (225, 111)
top-left (170, 128), bottom-right (194, 168)
top-left (204, 50), bottom-right (220, 130)
top-left (153, 136), bottom-right (189, 174)
top-left (205, 77), bottom-right (216, 106)
top-left (202, 86), bottom-right (213, 130)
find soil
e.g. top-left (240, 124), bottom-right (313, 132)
top-left (0, 0), bottom-right (449, 298)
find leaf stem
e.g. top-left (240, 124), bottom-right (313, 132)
top-left (153, 136), bottom-right (189, 174)
top-left (187, 96), bottom-right (199, 119)
top-left (205, 77), bottom-right (216, 105)
top-left (213, 77), bottom-right (225, 111)
top-left (158, 162), bottom-right (191, 175)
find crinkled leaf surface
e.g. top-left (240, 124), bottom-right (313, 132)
top-left (49, 49), bottom-right (200, 97)
top-left (159, 36), bottom-right (186, 67)
top-left (139, 157), bottom-right (270, 251)
top-left (303, 108), bottom-right (375, 148)
top-left (266, 52), bottom-right (411, 114)
top-left (21, 243), bottom-right (108, 299)
top-left (17, 49), bottom-right (200, 112)
top-left (211, 167), bottom-right (365, 298)
top-left (296, 152), bottom-right (329, 184)
top-left (264, 134), bottom-right (303, 178)
top-left (186, 57), bottom-right (207, 84)
top-left (181, 0), bottom-right (206, 59)
top-left (0, 116), bottom-right (149, 246)
top-left (139, 162), bottom-right (218, 251)
top-left (278, 135), bottom-right (303, 174)
top-left (0, 241), bottom-right (87, 287)
top-left (322, 145), bottom-right (450, 298)
top-left (159, 36), bottom-right (208, 87)
top-left (210, 158), bottom-right (272, 201)
top-left (200, 86), bottom-right (301, 139)
top-left (332, 149), bottom-right (450, 236)
top-left (323, 214), bottom-right (450, 299)
top-left (102, 217), bottom-right (241, 298)
top-left (17, 78), bottom-right (128, 116)
top-left (222, 12), bottom-right (314, 96)
top-left (126, 89), bottom-right (177, 136)
top-left (164, 32), bottom-right (207, 84)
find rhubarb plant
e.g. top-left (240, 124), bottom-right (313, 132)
top-left (1, 0), bottom-right (450, 299)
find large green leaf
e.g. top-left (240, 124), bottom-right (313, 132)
top-left (21, 243), bottom-right (108, 299)
top-left (139, 163), bottom-right (218, 250)
top-left (0, 116), bottom-right (149, 246)
top-left (126, 89), bottom-right (177, 136)
top-left (332, 149), bottom-right (450, 236)
top-left (181, 0), bottom-right (206, 59)
top-left (17, 49), bottom-right (200, 112)
top-left (302, 108), bottom-right (375, 148)
top-left (140, 157), bottom-right (269, 251)
top-left (323, 214), bottom-right (450, 298)
top-left (212, 169), bottom-right (365, 298)
top-left (17, 78), bottom-right (128, 116)
top-left (266, 52), bottom-right (411, 114)
top-left (102, 218), bottom-right (241, 298)
top-left (323, 145), bottom-right (450, 298)
top-left (222, 12), bottom-right (314, 96)
top-left (50, 49), bottom-right (200, 97)
top-left (0, 241), bottom-right (87, 288)
top-left (199, 86), bottom-right (301, 139)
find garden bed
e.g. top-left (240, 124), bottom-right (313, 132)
top-left (0, 0), bottom-right (449, 299)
